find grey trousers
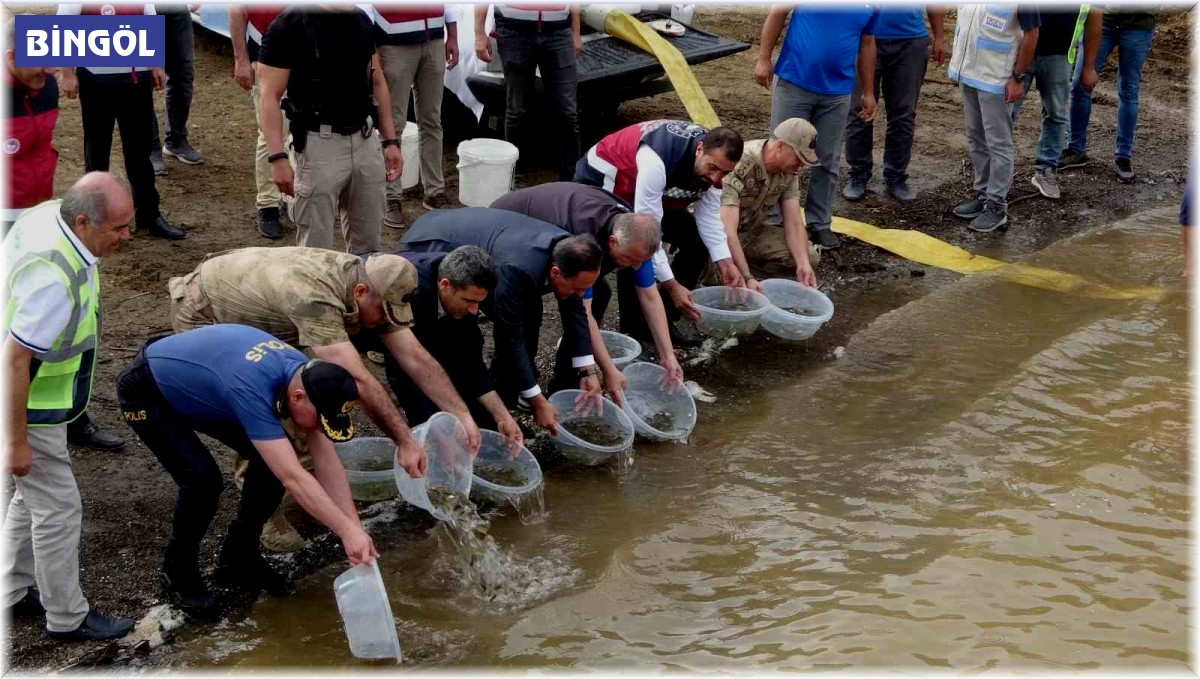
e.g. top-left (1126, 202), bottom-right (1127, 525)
top-left (961, 83), bottom-right (1015, 208)
top-left (845, 36), bottom-right (929, 184)
top-left (771, 78), bottom-right (850, 233)
top-left (380, 40), bottom-right (446, 201)
top-left (2, 424), bottom-right (89, 633)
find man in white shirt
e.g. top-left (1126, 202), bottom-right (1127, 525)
top-left (2, 172), bottom-right (135, 642)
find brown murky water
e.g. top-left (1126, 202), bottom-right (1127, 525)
top-left (169, 210), bottom-right (1190, 670)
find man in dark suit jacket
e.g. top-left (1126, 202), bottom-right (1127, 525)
top-left (492, 182), bottom-right (685, 384)
top-left (382, 246), bottom-right (523, 448)
top-left (400, 208), bottom-right (606, 434)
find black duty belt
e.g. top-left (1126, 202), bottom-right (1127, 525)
top-left (294, 121), bottom-right (373, 137)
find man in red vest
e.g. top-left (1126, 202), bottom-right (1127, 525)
top-left (370, 5), bottom-right (459, 230)
top-left (230, 4), bottom-right (289, 239)
top-left (4, 14), bottom-right (128, 453)
top-left (576, 120), bottom-right (744, 345)
top-left (56, 3), bottom-right (185, 240)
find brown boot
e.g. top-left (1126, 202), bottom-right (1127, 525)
top-left (383, 198), bottom-right (405, 230)
top-left (260, 508), bottom-right (304, 553)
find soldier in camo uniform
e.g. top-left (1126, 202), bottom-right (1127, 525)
top-left (704, 118), bottom-right (822, 290)
top-left (168, 246), bottom-right (483, 550)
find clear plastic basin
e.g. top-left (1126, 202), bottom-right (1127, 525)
top-left (759, 278), bottom-right (834, 341)
top-left (691, 286), bottom-right (770, 338)
top-left (333, 561), bottom-right (402, 662)
top-left (392, 412), bottom-right (474, 520)
top-left (470, 429), bottom-right (543, 506)
top-left (335, 437), bottom-right (398, 502)
top-left (619, 361), bottom-right (697, 442)
top-left (547, 390), bottom-right (634, 465)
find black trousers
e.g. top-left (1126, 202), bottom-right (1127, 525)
top-left (150, 8), bottom-right (197, 149)
top-left (116, 342), bottom-right (285, 573)
top-left (607, 209), bottom-right (709, 340)
top-left (78, 72), bottom-right (161, 226)
top-left (495, 17), bottom-right (579, 180)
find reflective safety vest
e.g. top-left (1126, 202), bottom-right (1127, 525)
top-left (371, 5), bottom-right (449, 45)
top-left (947, 4), bottom-right (1024, 95)
top-left (1067, 5), bottom-right (1091, 65)
top-left (2, 201), bottom-right (99, 426)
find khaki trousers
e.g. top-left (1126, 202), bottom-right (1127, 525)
top-left (2, 425), bottom-right (90, 632)
top-left (251, 79), bottom-right (290, 211)
top-left (379, 40), bottom-right (446, 201)
top-left (291, 130), bottom-right (385, 255)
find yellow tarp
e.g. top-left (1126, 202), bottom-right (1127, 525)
top-left (832, 217), bottom-right (1161, 301)
top-left (602, 11), bottom-right (721, 129)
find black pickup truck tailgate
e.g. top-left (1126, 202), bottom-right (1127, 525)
top-left (467, 13), bottom-right (750, 108)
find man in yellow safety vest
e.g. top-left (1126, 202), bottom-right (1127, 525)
top-left (1, 172), bottom-right (135, 642)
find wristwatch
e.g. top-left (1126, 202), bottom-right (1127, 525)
top-left (1011, 68), bottom-right (1025, 81)
top-left (267, 152), bottom-right (288, 163)
top-left (577, 364), bottom-right (601, 380)
top-left (742, 272), bottom-right (754, 282)
top-left (381, 138), bottom-right (400, 149)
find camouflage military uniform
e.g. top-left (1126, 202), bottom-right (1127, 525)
top-left (169, 246), bottom-right (417, 552)
top-left (702, 139), bottom-right (817, 283)
top-left (168, 246), bottom-right (414, 348)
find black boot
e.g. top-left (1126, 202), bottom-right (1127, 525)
top-left (214, 528), bottom-right (294, 597)
top-left (257, 207), bottom-right (283, 240)
top-left (162, 545), bottom-right (220, 619)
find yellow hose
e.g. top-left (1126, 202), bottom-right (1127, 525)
top-left (832, 217), bottom-right (1161, 300)
top-left (602, 11), bottom-right (721, 129)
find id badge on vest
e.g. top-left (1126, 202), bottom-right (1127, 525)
top-left (982, 6), bottom-right (1011, 34)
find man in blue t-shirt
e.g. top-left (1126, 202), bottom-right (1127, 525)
top-left (843, 5), bottom-right (945, 204)
top-left (116, 324), bottom-right (376, 619)
top-left (756, 4), bottom-right (881, 250)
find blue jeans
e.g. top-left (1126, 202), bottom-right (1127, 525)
top-left (1012, 54), bottom-right (1070, 171)
top-left (1067, 25), bottom-right (1154, 159)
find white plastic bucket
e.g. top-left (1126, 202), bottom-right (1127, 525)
top-left (400, 121), bottom-right (420, 190)
top-left (456, 139), bottom-right (519, 207)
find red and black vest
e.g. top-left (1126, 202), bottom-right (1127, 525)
top-left (4, 72), bottom-right (59, 212)
top-left (583, 120), bottom-right (711, 212)
top-left (371, 5), bottom-right (449, 46)
top-left (75, 4), bottom-right (153, 78)
top-left (245, 4), bottom-right (287, 62)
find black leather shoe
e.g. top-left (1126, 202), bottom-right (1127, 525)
top-left (257, 207), bottom-right (284, 239)
top-left (808, 228), bottom-right (841, 250)
top-left (8, 586), bottom-right (45, 618)
top-left (215, 554), bottom-right (294, 597)
top-left (159, 570), bottom-right (220, 620)
top-left (146, 215), bottom-right (186, 240)
top-left (67, 421), bottom-right (125, 451)
top-left (46, 609), bottom-right (134, 642)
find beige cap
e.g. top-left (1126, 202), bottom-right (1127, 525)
top-left (363, 254), bottom-right (417, 326)
top-left (773, 118), bottom-right (818, 167)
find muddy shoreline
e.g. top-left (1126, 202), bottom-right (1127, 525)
top-left (2, 6), bottom-right (1191, 671)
